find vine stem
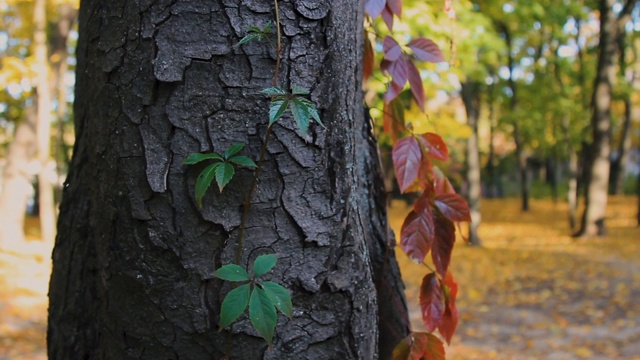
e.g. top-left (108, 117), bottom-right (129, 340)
top-left (234, 0), bottom-right (282, 265)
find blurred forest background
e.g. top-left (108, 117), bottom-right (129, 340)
top-left (0, 0), bottom-right (639, 359)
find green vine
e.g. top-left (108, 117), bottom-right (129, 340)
top-left (182, 0), bottom-right (322, 350)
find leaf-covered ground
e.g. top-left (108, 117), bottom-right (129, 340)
top-left (1, 197), bottom-right (638, 359)
top-left (392, 196), bottom-right (640, 359)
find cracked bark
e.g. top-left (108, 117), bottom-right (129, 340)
top-left (48, 0), bottom-right (408, 359)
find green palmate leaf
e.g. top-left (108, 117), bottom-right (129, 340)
top-left (215, 162), bottom-right (235, 192)
top-left (224, 143), bottom-right (244, 159)
top-left (253, 254), bottom-right (278, 277)
top-left (290, 98), bottom-right (312, 135)
top-left (182, 152), bottom-right (223, 165)
top-left (195, 162), bottom-right (221, 207)
top-left (249, 287), bottom-right (278, 346)
top-left (213, 264), bottom-right (250, 282)
top-left (305, 102), bottom-right (324, 127)
top-left (261, 86), bottom-right (286, 96)
top-left (219, 283), bottom-right (251, 330)
top-left (269, 99), bottom-right (289, 126)
top-left (291, 85), bottom-right (309, 95)
top-left (229, 156), bottom-right (257, 168)
top-left (260, 281), bottom-right (292, 318)
top-left (237, 32), bottom-right (261, 47)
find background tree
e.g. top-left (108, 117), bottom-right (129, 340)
top-left (577, 0), bottom-right (638, 237)
top-left (48, 1), bottom-right (409, 358)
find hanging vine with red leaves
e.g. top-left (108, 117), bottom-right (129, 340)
top-left (364, 0), bottom-right (470, 358)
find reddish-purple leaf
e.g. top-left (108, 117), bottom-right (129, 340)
top-left (431, 212), bottom-right (455, 277)
top-left (438, 271), bottom-right (459, 345)
top-left (382, 5), bottom-right (394, 30)
top-left (406, 59), bottom-right (425, 110)
top-left (384, 81), bottom-right (404, 104)
top-left (420, 272), bottom-right (445, 332)
top-left (392, 136), bottom-right (422, 193)
top-left (363, 35), bottom-right (374, 80)
top-left (383, 36), bottom-right (403, 61)
top-left (381, 58), bottom-right (408, 90)
top-left (433, 166), bottom-right (456, 196)
top-left (408, 38), bottom-right (445, 63)
top-left (393, 333), bottom-right (446, 360)
top-left (435, 193), bottom-right (471, 222)
top-left (417, 156), bottom-right (435, 192)
top-left (365, 0), bottom-right (386, 19)
top-left (400, 206), bottom-right (435, 263)
top-left (419, 133), bottom-right (449, 161)
top-left (383, 97), bottom-right (405, 142)
top-left (410, 332), bottom-right (446, 360)
top-left (386, 0), bottom-right (402, 17)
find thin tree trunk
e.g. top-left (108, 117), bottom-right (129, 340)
top-left (461, 81), bottom-right (482, 246)
top-left (486, 75), bottom-right (498, 198)
top-left (0, 108), bottom-right (37, 250)
top-left (577, 0), bottom-right (638, 237)
top-left (34, 0), bottom-right (56, 245)
top-left (48, 1), bottom-right (408, 358)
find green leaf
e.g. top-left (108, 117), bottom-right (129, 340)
top-left (291, 86), bottom-right (309, 95)
top-left (237, 33), bottom-right (261, 47)
top-left (253, 254), bottom-right (278, 277)
top-left (290, 98), bottom-right (311, 135)
top-left (249, 287), bottom-right (277, 346)
top-left (261, 281), bottom-right (292, 318)
top-left (301, 99), bottom-right (324, 127)
top-left (224, 143), bottom-right (244, 159)
top-left (219, 283), bottom-right (251, 330)
top-left (195, 163), bottom-right (221, 207)
top-left (213, 264), bottom-right (250, 282)
top-left (261, 87), bottom-right (286, 96)
top-left (269, 99), bottom-right (289, 126)
top-left (229, 156), bottom-right (257, 168)
top-left (182, 152), bottom-right (223, 165)
top-left (215, 162), bottom-right (235, 192)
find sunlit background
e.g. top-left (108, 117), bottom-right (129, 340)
top-left (1, 0), bottom-right (639, 359)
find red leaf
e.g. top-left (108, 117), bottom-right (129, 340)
top-left (435, 193), bottom-right (471, 222)
top-left (382, 5), bottom-right (394, 30)
top-left (363, 35), bottom-right (374, 80)
top-left (383, 97), bottom-right (405, 142)
top-left (400, 206), bottom-right (435, 263)
top-left (433, 166), bottom-right (456, 195)
top-left (406, 59), bottom-right (425, 110)
top-left (386, 0), bottom-right (402, 17)
top-left (382, 58), bottom-right (408, 88)
top-left (438, 272), bottom-right (459, 344)
top-left (392, 136), bottom-right (422, 193)
top-left (392, 333), bottom-right (446, 360)
top-left (411, 333), bottom-right (446, 360)
top-left (384, 81), bottom-right (404, 104)
top-left (418, 133), bottom-right (449, 161)
top-left (408, 38), bottom-right (445, 63)
top-left (431, 212), bottom-right (455, 277)
top-left (383, 36), bottom-right (403, 61)
top-left (365, 0), bottom-right (386, 19)
top-left (420, 272), bottom-right (445, 332)
top-left (417, 156), bottom-right (435, 192)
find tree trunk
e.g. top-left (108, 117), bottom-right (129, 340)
top-left (499, 22), bottom-right (529, 211)
top-left (34, 0), bottom-right (57, 246)
top-left (48, 1), bottom-right (409, 359)
top-left (576, 0), bottom-right (637, 237)
top-left (0, 108), bottom-right (37, 250)
top-left (461, 81), bottom-right (482, 246)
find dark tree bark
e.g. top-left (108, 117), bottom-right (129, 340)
top-left (48, 1), bottom-right (409, 359)
top-left (576, 0), bottom-right (638, 237)
top-left (498, 21), bottom-right (529, 211)
top-left (461, 81), bottom-right (482, 246)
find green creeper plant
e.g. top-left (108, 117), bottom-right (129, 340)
top-left (182, 144), bottom-right (257, 207)
top-left (261, 86), bottom-right (324, 135)
top-left (236, 21), bottom-right (274, 47)
top-left (213, 254), bottom-right (292, 347)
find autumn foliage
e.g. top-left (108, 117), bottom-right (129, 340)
top-left (364, 0), bottom-right (470, 357)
